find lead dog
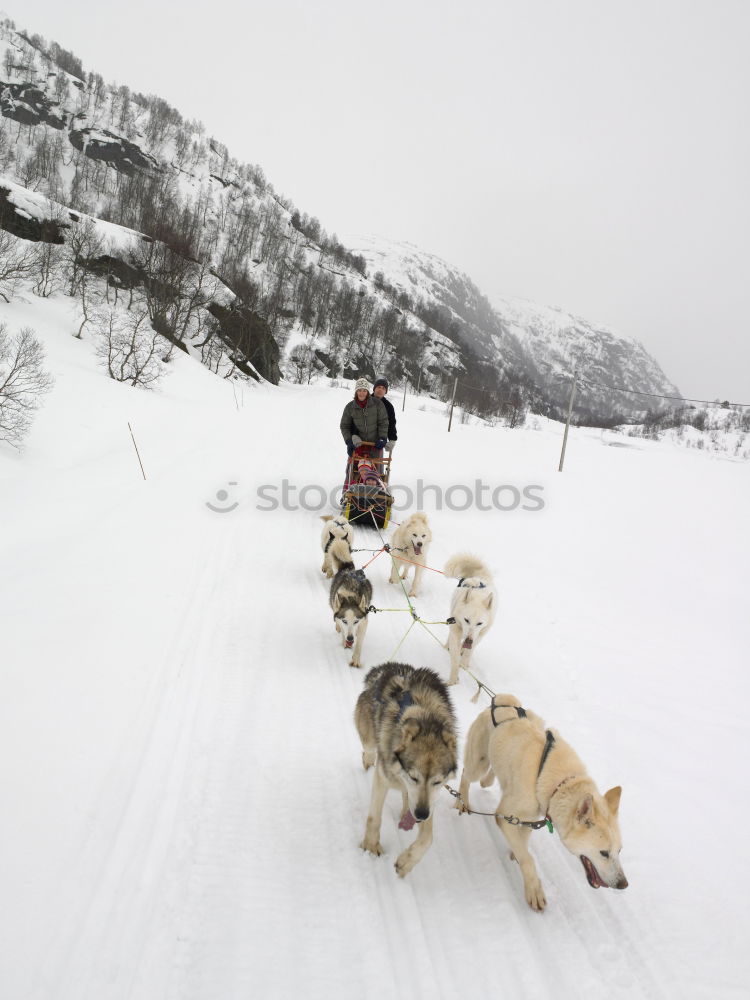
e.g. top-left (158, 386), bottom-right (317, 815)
top-left (458, 693), bottom-right (627, 911)
top-left (443, 553), bottom-right (496, 685)
top-left (320, 515), bottom-right (354, 578)
top-left (329, 561), bottom-right (372, 668)
top-left (355, 662), bottom-right (457, 877)
top-left (388, 512), bottom-right (432, 597)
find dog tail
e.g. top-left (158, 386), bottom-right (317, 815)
top-left (443, 552), bottom-right (491, 581)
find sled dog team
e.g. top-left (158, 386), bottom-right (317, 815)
top-left (319, 512), bottom-right (627, 910)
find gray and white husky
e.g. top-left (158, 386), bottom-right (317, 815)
top-left (320, 515), bottom-right (354, 578)
top-left (355, 662), bottom-right (458, 877)
top-left (458, 693), bottom-right (627, 911)
top-left (443, 553), bottom-right (496, 685)
top-left (329, 562), bottom-right (372, 668)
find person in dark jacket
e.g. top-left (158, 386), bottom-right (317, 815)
top-left (372, 377), bottom-right (397, 455)
top-left (340, 378), bottom-right (388, 458)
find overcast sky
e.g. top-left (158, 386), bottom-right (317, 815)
top-left (11, 0), bottom-right (750, 400)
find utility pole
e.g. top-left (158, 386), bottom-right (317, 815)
top-left (402, 379), bottom-right (407, 412)
top-left (558, 371), bottom-right (577, 472)
top-left (416, 369), bottom-right (422, 396)
top-left (447, 377), bottom-right (458, 432)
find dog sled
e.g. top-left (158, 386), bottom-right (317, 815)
top-left (340, 441), bottom-right (394, 529)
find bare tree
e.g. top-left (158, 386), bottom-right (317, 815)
top-left (0, 231), bottom-right (39, 302)
top-left (93, 306), bottom-right (166, 387)
top-left (0, 324), bottom-right (54, 447)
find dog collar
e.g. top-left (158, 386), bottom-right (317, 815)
top-left (457, 578), bottom-right (486, 589)
top-left (547, 774), bottom-right (581, 806)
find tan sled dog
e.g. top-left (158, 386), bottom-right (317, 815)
top-left (355, 663), bottom-right (457, 877)
top-left (320, 515), bottom-right (354, 578)
top-left (458, 693), bottom-right (627, 911)
top-left (443, 553), bottom-right (496, 685)
top-left (388, 512), bottom-right (432, 598)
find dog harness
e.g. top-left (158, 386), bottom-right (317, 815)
top-left (457, 578), bottom-right (486, 589)
top-left (490, 703), bottom-right (527, 727)
top-left (490, 701), bottom-right (557, 780)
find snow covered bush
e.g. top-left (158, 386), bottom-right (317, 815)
top-left (0, 324), bottom-right (54, 447)
top-left (92, 306), bottom-right (166, 388)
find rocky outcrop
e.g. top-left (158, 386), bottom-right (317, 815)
top-left (0, 80), bottom-right (66, 129)
top-left (208, 302), bottom-right (281, 384)
top-left (68, 127), bottom-right (160, 176)
top-left (0, 185), bottom-right (67, 242)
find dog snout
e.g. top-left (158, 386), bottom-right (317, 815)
top-left (414, 804), bottom-right (430, 822)
top-left (615, 874), bottom-right (628, 890)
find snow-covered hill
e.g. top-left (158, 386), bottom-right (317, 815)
top-left (1, 17), bottom-right (681, 423)
top-left (345, 234), bottom-right (681, 420)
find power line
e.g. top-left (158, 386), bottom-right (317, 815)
top-left (577, 377), bottom-right (750, 409)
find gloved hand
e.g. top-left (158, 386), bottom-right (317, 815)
top-left (351, 434), bottom-right (362, 446)
top-left (346, 440), bottom-right (355, 456)
top-left (374, 438), bottom-right (386, 450)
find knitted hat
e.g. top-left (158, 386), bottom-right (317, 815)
top-left (373, 377), bottom-right (389, 390)
top-left (354, 378), bottom-right (371, 393)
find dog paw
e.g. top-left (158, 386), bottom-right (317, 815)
top-left (349, 659), bottom-right (362, 668)
top-left (360, 839), bottom-right (383, 857)
top-left (525, 880), bottom-right (547, 911)
top-left (408, 590), bottom-right (418, 599)
top-left (395, 849), bottom-right (417, 878)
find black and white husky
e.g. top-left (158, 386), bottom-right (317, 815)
top-left (320, 515), bottom-right (354, 579)
top-left (329, 562), bottom-right (372, 668)
top-left (355, 662), bottom-right (458, 877)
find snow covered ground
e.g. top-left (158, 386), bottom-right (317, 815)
top-left (2, 292), bottom-right (749, 999)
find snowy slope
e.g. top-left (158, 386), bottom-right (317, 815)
top-left (1, 18), bottom-right (682, 417)
top-left (1, 291), bottom-right (748, 999)
top-left (345, 233), bottom-right (681, 419)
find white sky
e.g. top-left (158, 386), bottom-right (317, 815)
top-left (10, 0), bottom-right (750, 401)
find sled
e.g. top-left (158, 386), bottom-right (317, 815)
top-left (340, 442), bottom-right (393, 529)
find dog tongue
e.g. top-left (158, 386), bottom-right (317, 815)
top-left (462, 637), bottom-right (473, 649)
top-left (398, 810), bottom-right (416, 831)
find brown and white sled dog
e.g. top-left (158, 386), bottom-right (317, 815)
top-left (320, 515), bottom-right (354, 578)
top-left (329, 562), bottom-right (372, 668)
top-left (443, 553), bottom-right (496, 685)
top-left (388, 511), bottom-right (432, 597)
top-left (355, 663), bottom-right (458, 877)
top-left (458, 693), bottom-right (627, 911)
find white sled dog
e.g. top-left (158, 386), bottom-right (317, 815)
top-left (443, 553), bottom-right (496, 685)
top-left (388, 511), bottom-right (432, 598)
top-left (329, 561), bottom-right (372, 668)
top-left (320, 515), bottom-right (354, 578)
top-left (355, 662), bottom-right (458, 877)
top-left (457, 693), bottom-right (628, 911)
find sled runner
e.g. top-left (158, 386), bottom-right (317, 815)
top-left (341, 442), bottom-right (393, 529)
